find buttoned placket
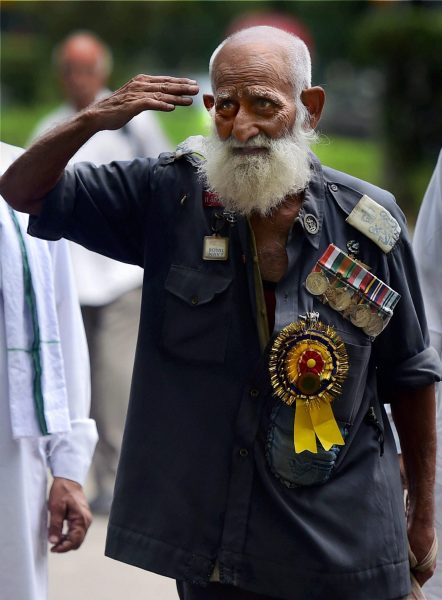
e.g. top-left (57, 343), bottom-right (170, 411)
top-left (274, 156), bottom-right (327, 334)
top-left (215, 156), bottom-right (328, 584)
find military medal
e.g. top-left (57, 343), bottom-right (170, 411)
top-left (349, 304), bottom-right (371, 328)
top-left (305, 271), bottom-right (329, 295)
top-left (202, 235), bottom-right (229, 261)
top-left (269, 313), bottom-right (349, 454)
top-left (326, 286), bottom-right (352, 311)
top-left (363, 312), bottom-right (384, 337)
top-left (305, 244), bottom-right (401, 338)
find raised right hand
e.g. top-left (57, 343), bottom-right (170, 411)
top-left (86, 74), bottom-right (199, 132)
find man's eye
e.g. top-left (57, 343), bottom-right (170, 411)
top-left (217, 100), bottom-right (234, 111)
top-left (256, 98), bottom-right (274, 109)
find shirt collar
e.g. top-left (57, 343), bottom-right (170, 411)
top-left (297, 152), bottom-right (326, 249)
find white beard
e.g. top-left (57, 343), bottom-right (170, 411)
top-left (198, 124), bottom-right (316, 217)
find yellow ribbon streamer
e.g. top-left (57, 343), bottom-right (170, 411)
top-left (294, 398), bottom-right (345, 453)
top-left (294, 401), bottom-right (317, 453)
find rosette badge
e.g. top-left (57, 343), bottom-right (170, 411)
top-left (269, 315), bottom-right (349, 454)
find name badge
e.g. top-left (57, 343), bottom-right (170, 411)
top-left (202, 235), bottom-right (229, 261)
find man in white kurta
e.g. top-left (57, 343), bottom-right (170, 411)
top-left (413, 150), bottom-right (442, 600)
top-left (29, 32), bottom-right (171, 513)
top-left (0, 142), bottom-right (98, 600)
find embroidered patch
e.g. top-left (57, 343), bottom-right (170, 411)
top-left (203, 191), bottom-right (223, 208)
top-left (345, 194), bottom-right (401, 253)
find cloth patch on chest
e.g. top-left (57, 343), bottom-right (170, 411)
top-left (203, 191), bottom-right (223, 208)
top-left (345, 194), bottom-right (400, 253)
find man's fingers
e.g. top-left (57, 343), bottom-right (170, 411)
top-left (48, 500), bottom-right (65, 545)
top-left (47, 477), bottom-right (92, 553)
top-left (118, 76), bottom-right (199, 98)
top-left (132, 74), bottom-right (198, 86)
top-left (130, 82), bottom-right (199, 97)
top-left (50, 520), bottom-right (88, 553)
top-left (130, 96), bottom-right (194, 114)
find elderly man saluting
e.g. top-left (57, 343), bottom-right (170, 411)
top-left (1, 26), bottom-right (440, 600)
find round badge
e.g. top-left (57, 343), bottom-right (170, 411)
top-left (327, 287), bottom-right (352, 311)
top-left (305, 271), bottom-right (329, 295)
top-left (304, 214), bottom-right (319, 235)
top-left (362, 313), bottom-right (384, 337)
top-left (349, 304), bottom-right (372, 328)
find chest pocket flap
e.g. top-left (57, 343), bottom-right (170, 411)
top-left (165, 264), bottom-right (231, 305)
top-left (162, 265), bottom-right (233, 363)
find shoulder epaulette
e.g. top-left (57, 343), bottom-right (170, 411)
top-left (323, 166), bottom-right (403, 253)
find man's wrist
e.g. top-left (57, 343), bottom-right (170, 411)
top-left (71, 108), bottom-right (103, 138)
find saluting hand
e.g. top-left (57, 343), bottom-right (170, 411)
top-left (86, 74), bottom-right (199, 131)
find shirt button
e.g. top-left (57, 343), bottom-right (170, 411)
top-left (329, 183), bottom-right (339, 192)
top-left (239, 448), bottom-right (249, 457)
top-left (190, 295), bottom-right (199, 305)
top-left (250, 388), bottom-right (260, 398)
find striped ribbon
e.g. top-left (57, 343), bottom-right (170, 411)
top-left (317, 244), bottom-right (400, 312)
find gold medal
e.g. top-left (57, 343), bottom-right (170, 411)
top-left (269, 315), bottom-right (348, 454)
top-left (305, 271), bottom-right (329, 296)
top-left (363, 312), bottom-right (384, 337)
top-left (327, 287), bottom-right (352, 311)
top-left (349, 304), bottom-right (371, 328)
top-left (202, 235), bottom-right (229, 261)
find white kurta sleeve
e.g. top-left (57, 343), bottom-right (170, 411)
top-left (127, 110), bottom-right (173, 157)
top-left (413, 150), bottom-right (442, 355)
top-left (46, 239), bottom-right (98, 484)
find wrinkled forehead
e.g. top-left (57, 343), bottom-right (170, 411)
top-left (212, 39), bottom-right (292, 92)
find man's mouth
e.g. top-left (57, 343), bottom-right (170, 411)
top-left (231, 147), bottom-right (270, 156)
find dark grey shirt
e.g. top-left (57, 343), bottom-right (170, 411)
top-left (29, 148), bottom-right (440, 599)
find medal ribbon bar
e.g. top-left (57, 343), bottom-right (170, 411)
top-left (318, 244), bottom-right (400, 313)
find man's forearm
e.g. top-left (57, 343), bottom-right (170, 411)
top-left (391, 385), bottom-right (436, 525)
top-left (0, 110), bottom-right (99, 215)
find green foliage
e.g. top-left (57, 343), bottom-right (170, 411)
top-left (354, 5), bottom-right (442, 216)
top-left (0, 32), bottom-right (55, 105)
top-left (0, 103), bottom-right (58, 147)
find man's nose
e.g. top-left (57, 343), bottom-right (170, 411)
top-left (231, 109), bottom-right (260, 143)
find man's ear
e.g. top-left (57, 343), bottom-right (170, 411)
top-left (300, 87), bottom-right (325, 129)
top-left (203, 94), bottom-right (215, 112)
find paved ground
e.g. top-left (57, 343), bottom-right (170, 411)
top-left (49, 515), bottom-right (177, 600)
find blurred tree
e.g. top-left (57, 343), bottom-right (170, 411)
top-left (354, 3), bottom-right (442, 216)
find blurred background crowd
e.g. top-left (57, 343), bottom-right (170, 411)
top-left (1, 0), bottom-right (441, 224)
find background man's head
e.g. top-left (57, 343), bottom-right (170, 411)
top-left (54, 31), bottom-right (113, 111)
top-left (200, 26), bottom-right (325, 216)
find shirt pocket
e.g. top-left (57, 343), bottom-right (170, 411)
top-left (161, 264), bottom-right (233, 363)
top-left (332, 334), bottom-right (372, 426)
top-left (265, 337), bottom-right (372, 487)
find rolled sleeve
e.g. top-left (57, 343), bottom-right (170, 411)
top-left (28, 169), bottom-right (76, 241)
top-left (375, 230), bottom-right (442, 392)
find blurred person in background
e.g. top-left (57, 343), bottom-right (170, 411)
top-left (30, 31), bottom-right (172, 515)
top-left (413, 150), bottom-right (442, 600)
top-left (2, 26), bottom-right (440, 600)
top-left (0, 142), bottom-right (97, 600)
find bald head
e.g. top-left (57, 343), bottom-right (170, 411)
top-left (54, 32), bottom-right (113, 110)
top-left (209, 26), bottom-right (312, 98)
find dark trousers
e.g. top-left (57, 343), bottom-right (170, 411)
top-left (176, 582), bottom-right (281, 600)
